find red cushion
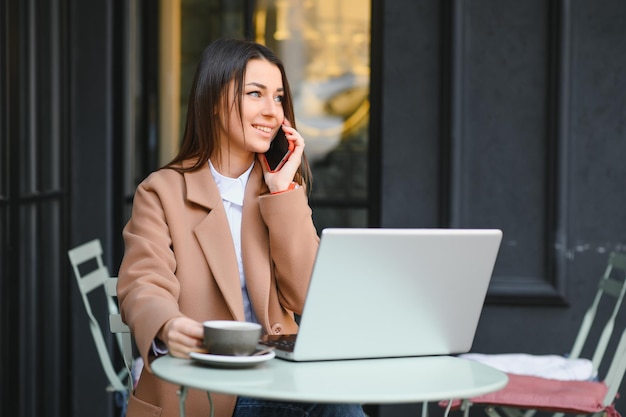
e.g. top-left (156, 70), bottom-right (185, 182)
top-left (463, 374), bottom-right (611, 414)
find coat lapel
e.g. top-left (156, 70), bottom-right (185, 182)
top-left (185, 165), bottom-right (245, 321)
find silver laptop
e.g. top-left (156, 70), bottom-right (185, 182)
top-left (258, 228), bottom-right (502, 361)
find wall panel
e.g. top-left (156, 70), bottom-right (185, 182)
top-left (568, 0), bottom-right (626, 255)
top-left (450, 1), bottom-right (566, 302)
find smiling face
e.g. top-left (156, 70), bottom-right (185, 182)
top-left (215, 58), bottom-right (285, 177)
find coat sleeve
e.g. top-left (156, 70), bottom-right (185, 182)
top-left (117, 174), bottom-right (185, 366)
top-left (258, 187), bottom-right (320, 314)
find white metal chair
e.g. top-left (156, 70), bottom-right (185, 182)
top-left (68, 239), bottom-right (134, 395)
top-left (454, 251), bottom-right (626, 417)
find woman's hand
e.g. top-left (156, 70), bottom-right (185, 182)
top-left (158, 316), bottom-right (207, 358)
top-left (258, 119), bottom-right (305, 193)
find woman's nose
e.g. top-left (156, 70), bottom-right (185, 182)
top-left (262, 97), bottom-right (280, 117)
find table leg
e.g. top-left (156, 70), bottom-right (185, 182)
top-left (178, 385), bottom-right (214, 417)
top-left (178, 386), bottom-right (188, 417)
top-left (207, 391), bottom-right (214, 417)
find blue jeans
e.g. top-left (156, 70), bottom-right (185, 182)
top-left (232, 397), bottom-right (366, 417)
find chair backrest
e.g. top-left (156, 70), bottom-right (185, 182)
top-left (569, 253), bottom-right (626, 369)
top-left (68, 239), bottom-right (132, 393)
top-left (567, 252), bottom-right (626, 407)
top-left (602, 326), bottom-right (626, 407)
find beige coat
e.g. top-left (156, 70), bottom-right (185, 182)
top-left (118, 160), bottom-right (319, 417)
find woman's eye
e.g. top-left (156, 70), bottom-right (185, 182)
top-left (247, 91), bottom-right (261, 98)
top-left (274, 95), bottom-right (284, 103)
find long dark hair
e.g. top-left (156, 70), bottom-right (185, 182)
top-left (165, 38), bottom-right (311, 186)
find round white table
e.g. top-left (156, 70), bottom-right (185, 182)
top-left (152, 355), bottom-right (508, 417)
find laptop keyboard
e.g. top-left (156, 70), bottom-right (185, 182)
top-left (259, 334), bottom-right (297, 352)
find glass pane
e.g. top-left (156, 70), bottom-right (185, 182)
top-left (0, 62), bottom-right (4, 199)
top-left (179, 0), bottom-right (248, 141)
top-left (253, 0), bottom-right (371, 223)
top-left (37, 0), bottom-right (61, 192)
top-left (0, 118), bottom-right (4, 198)
top-left (39, 199), bottom-right (64, 406)
top-left (0, 207), bottom-right (4, 273)
top-left (20, 44), bottom-right (36, 196)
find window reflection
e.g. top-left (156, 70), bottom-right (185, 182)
top-left (253, 0), bottom-right (371, 228)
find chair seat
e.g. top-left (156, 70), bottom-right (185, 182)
top-left (441, 373), bottom-right (620, 416)
top-left (473, 374), bottom-right (609, 413)
top-left (458, 353), bottom-right (596, 381)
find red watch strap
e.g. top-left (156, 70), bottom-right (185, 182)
top-left (271, 181), bottom-right (298, 195)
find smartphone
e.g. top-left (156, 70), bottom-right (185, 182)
top-left (262, 126), bottom-right (294, 172)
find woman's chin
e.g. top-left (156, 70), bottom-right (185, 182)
top-left (253, 145), bottom-right (271, 154)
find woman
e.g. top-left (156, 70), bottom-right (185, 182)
top-left (118, 38), bottom-right (365, 417)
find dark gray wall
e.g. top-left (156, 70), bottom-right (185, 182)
top-left (378, 0), bottom-right (626, 415)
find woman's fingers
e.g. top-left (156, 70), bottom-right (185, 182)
top-left (160, 317), bottom-right (207, 358)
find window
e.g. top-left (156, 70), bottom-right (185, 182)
top-left (156, 0), bottom-right (373, 230)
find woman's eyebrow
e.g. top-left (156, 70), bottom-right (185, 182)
top-left (245, 82), bottom-right (284, 92)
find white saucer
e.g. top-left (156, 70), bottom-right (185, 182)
top-left (190, 350), bottom-right (275, 369)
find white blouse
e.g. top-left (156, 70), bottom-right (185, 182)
top-left (209, 160), bottom-right (258, 324)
